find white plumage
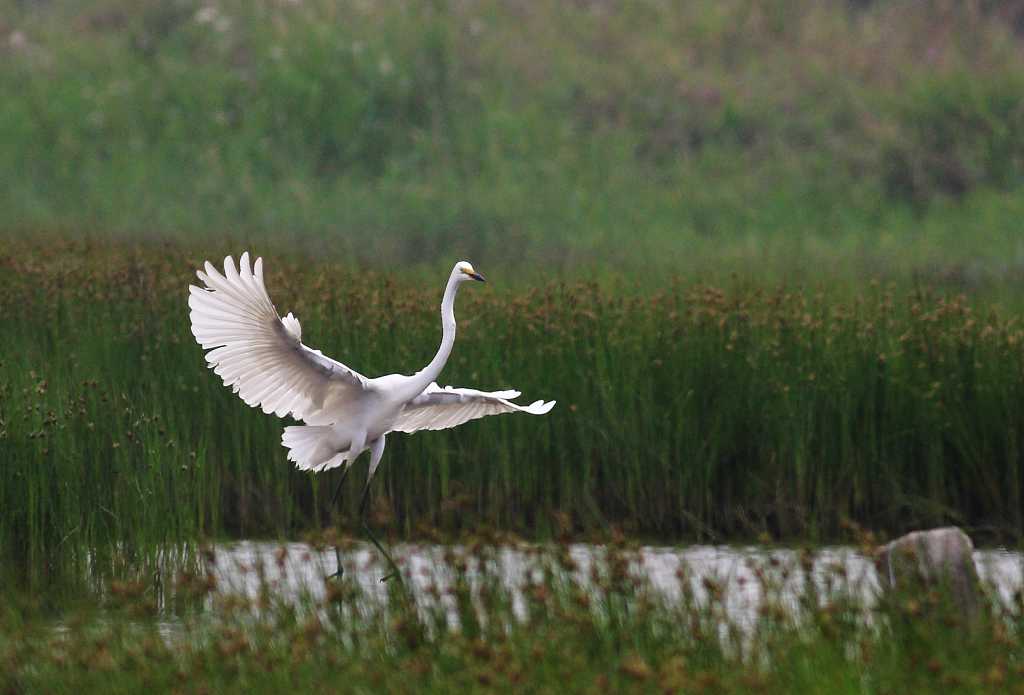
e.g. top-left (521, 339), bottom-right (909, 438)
top-left (188, 253), bottom-right (555, 478)
top-left (394, 383), bottom-right (550, 433)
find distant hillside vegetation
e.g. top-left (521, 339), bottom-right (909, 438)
top-left (3, 0), bottom-right (1024, 278)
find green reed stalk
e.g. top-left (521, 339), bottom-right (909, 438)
top-left (4, 242), bottom-right (1024, 579)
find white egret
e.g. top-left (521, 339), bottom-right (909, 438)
top-left (188, 253), bottom-right (555, 581)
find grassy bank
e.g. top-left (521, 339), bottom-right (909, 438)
top-left (4, 240), bottom-right (1024, 584)
top-left (2, 540), bottom-right (1021, 694)
top-left (3, 1), bottom-right (1024, 277)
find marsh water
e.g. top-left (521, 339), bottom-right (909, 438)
top-left (203, 541), bottom-right (1024, 627)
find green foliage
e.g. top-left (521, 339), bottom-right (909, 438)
top-left (4, 241), bottom-right (1024, 582)
top-left (883, 72), bottom-right (1024, 206)
top-left (3, 1), bottom-right (1024, 272)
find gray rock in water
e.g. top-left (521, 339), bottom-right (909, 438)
top-left (875, 526), bottom-right (982, 624)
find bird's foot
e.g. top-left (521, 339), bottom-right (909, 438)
top-left (330, 546), bottom-right (345, 580)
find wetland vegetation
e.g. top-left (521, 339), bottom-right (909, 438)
top-left (4, 0), bottom-right (1024, 690)
top-left (5, 538), bottom-right (1024, 694)
top-left (4, 240), bottom-right (1024, 576)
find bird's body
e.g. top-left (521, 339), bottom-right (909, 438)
top-left (188, 254), bottom-right (554, 578)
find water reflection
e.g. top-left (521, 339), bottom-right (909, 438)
top-left (207, 541), bottom-right (1023, 627)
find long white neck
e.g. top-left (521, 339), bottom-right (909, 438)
top-left (407, 270), bottom-right (461, 396)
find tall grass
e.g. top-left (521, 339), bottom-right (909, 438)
top-left (4, 1), bottom-right (1024, 276)
top-left (4, 240), bottom-right (1024, 583)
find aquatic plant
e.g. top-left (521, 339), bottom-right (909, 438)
top-left (4, 240), bottom-right (1024, 585)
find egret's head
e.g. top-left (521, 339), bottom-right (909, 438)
top-left (456, 261), bottom-right (486, 283)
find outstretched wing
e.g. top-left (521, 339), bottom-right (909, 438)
top-left (189, 253), bottom-right (368, 425)
top-left (392, 383), bottom-right (555, 433)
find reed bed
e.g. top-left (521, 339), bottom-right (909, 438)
top-left (2, 538), bottom-right (1021, 693)
top-left (3, 239), bottom-right (1024, 583)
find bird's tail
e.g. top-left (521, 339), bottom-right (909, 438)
top-left (282, 425), bottom-right (349, 472)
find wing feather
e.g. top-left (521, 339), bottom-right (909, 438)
top-left (189, 253), bottom-right (368, 424)
top-left (392, 383), bottom-right (554, 434)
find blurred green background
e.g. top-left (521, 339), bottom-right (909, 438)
top-left (4, 0), bottom-right (1024, 283)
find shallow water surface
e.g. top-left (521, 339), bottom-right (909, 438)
top-left (207, 541), bottom-right (1023, 627)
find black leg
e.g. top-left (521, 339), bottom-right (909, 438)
top-left (328, 466), bottom-right (350, 579)
top-left (330, 466), bottom-right (350, 508)
top-left (332, 547), bottom-right (344, 579)
top-left (358, 481), bottom-right (403, 584)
